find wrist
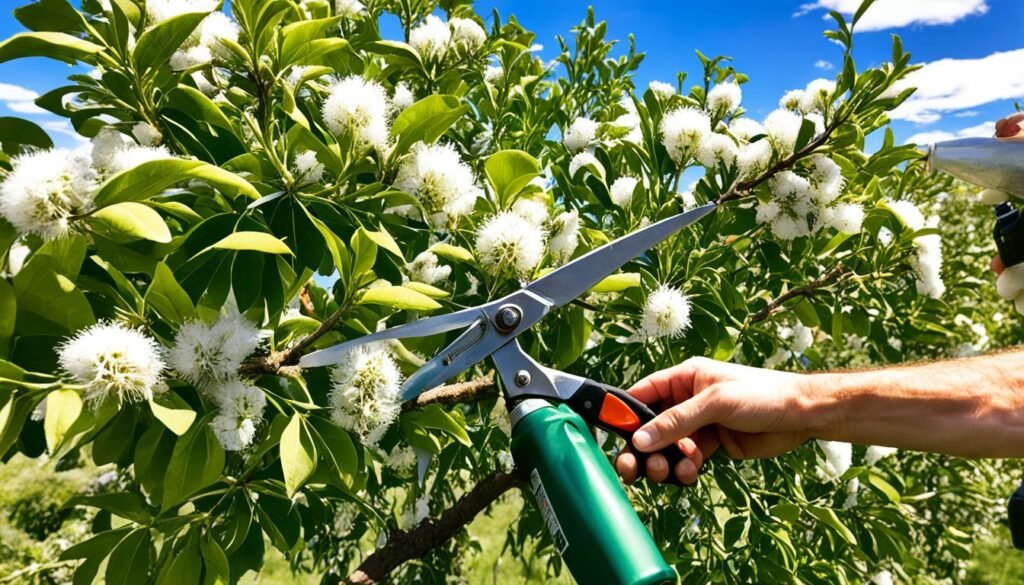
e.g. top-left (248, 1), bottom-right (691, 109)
top-left (793, 371), bottom-right (858, 441)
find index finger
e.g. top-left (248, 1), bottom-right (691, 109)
top-left (996, 113), bottom-right (1024, 138)
top-left (627, 359), bottom-right (700, 405)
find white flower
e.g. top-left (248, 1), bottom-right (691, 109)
top-left (782, 323), bottom-right (814, 354)
top-left (819, 203), bottom-right (864, 234)
top-left (170, 45), bottom-right (212, 70)
top-left (660, 107), bottom-right (712, 166)
top-left (210, 380), bottom-right (266, 451)
top-left (169, 311), bottom-right (262, 389)
top-left (779, 89), bottom-right (805, 111)
top-left (0, 148), bottom-right (97, 240)
top-left (696, 133), bottom-right (739, 168)
top-left (198, 11), bottom-right (239, 61)
top-left (410, 15), bottom-right (451, 62)
top-left (706, 82), bottom-right (741, 116)
top-left (6, 240), bottom-right (29, 276)
top-left (800, 78), bottom-right (837, 113)
top-left (321, 76), bottom-right (390, 154)
top-left (406, 251), bottom-right (451, 285)
top-left (475, 211), bottom-right (547, 278)
top-left (90, 127), bottom-right (132, 171)
top-left (449, 17), bottom-right (486, 55)
top-left (563, 117), bottom-right (599, 152)
top-left (764, 347), bottom-right (792, 368)
top-left (511, 198), bottom-right (549, 227)
top-left (808, 156), bottom-right (844, 204)
top-left (865, 445), bottom-right (898, 466)
top-left (610, 176), bottom-right (639, 207)
top-left (757, 171), bottom-right (816, 240)
top-left (639, 285), bottom-right (692, 339)
top-left (329, 344), bottom-right (403, 446)
top-left (292, 150), bottom-right (325, 185)
top-left (877, 227), bottom-right (894, 246)
top-left (392, 82), bottom-right (415, 111)
top-left (393, 142), bottom-right (482, 229)
top-left (816, 440), bottom-right (852, 482)
top-left (109, 145), bottom-right (172, 175)
top-left (728, 118), bottom-right (765, 141)
top-left (648, 80), bottom-right (675, 99)
top-left (386, 445), bottom-right (416, 471)
top-left (549, 210), bottom-right (581, 265)
top-left (58, 322), bottom-right (165, 404)
top-left (763, 109), bottom-right (803, 157)
top-left (911, 234), bottom-right (945, 299)
top-left (335, 0), bottom-right (366, 18)
top-left (145, 0), bottom-right (217, 25)
top-left (871, 571), bottom-right (894, 585)
top-left (887, 199), bottom-right (926, 231)
top-left (842, 478), bottom-right (859, 509)
top-left (484, 64), bottom-right (503, 84)
top-left (736, 140), bottom-right (772, 179)
top-left (568, 151), bottom-right (603, 177)
top-left (286, 65), bottom-right (308, 87)
top-left (612, 113), bottom-right (642, 144)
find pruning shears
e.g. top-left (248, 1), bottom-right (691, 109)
top-left (300, 201), bottom-right (717, 585)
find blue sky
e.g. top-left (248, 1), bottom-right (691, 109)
top-left (1, 0), bottom-right (1021, 148)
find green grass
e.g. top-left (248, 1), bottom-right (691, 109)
top-left (964, 526), bottom-right (1024, 585)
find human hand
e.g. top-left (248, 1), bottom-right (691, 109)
top-left (614, 357), bottom-right (815, 485)
top-left (996, 112), bottom-right (1024, 139)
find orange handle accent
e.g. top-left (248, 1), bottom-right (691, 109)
top-left (597, 393), bottom-right (641, 432)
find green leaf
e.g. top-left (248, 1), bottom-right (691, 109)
top-left (146, 262), bottom-right (195, 323)
top-left (390, 95), bottom-right (469, 156)
top-left (308, 416), bottom-right (358, 491)
top-left (280, 414), bottom-right (317, 497)
top-left (403, 405), bottom-right (472, 447)
top-left (589, 272), bottom-right (641, 293)
top-left (404, 282), bottom-right (450, 299)
top-left (13, 253), bottom-right (94, 335)
top-left (0, 31), bottom-right (103, 65)
top-left (429, 243), bottom-right (474, 263)
top-left (149, 392), bottom-right (196, 436)
top-left (156, 530), bottom-right (202, 585)
top-left (89, 202), bottom-right (172, 243)
top-left (161, 421), bottom-right (225, 510)
top-left (367, 40), bottom-right (423, 70)
top-left (364, 226), bottom-right (403, 259)
top-left (200, 532), bottom-right (231, 585)
top-left (485, 150), bottom-right (543, 206)
top-left (866, 472), bottom-right (901, 503)
top-left (808, 505), bottom-right (857, 545)
top-left (94, 159), bottom-right (260, 207)
top-left (0, 279), bottom-right (15, 358)
top-left (0, 117), bottom-right (54, 149)
top-left (350, 228), bottom-right (378, 277)
top-left (65, 492), bottom-right (151, 524)
top-left (133, 11), bottom-right (207, 72)
top-left (44, 388), bottom-right (83, 453)
top-left (105, 528), bottom-right (152, 585)
top-left (14, 0), bottom-right (86, 34)
top-left (279, 16), bottom-right (341, 66)
top-left (168, 85), bottom-right (234, 132)
top-left (208, 231), bottom-right (293, 255)
top-left (359, 285), bottom-right (441, 312)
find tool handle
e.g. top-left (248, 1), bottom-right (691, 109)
top-left (566, 380), bottom-right (685, 486)
top-left (994, 203), bottom-right (1024, 268)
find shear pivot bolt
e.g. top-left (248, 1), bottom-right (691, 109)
top-left (515, 370), bottom-right (531, 387)
top-left (495, 305), bottom-right (522, 333)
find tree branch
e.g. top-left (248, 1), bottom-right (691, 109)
top-left (337, 470), bottom-right (526, 585)
top-left (401, 374), bottom-right (497, 413)
top-left (748, 265), bottom-right (848, 324)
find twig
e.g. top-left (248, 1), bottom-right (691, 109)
top-left (336, 470), bottom-right (526, 585)
top-left (239, 301), bottom-right (352, 378)
top-left (401, 375), bottom-right (497, 413)
top-left (748, 266), bottom-right (847, 324)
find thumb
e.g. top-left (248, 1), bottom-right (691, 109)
top-left (632, 390), bottom-right (721, 453)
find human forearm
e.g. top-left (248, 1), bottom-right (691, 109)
top-left (803, 350), bottom-right (1024, 457)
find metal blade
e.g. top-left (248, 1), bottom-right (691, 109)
top-left (298, 306), bottom-right (484, 368)
top-left (526, 202), bottom-right (716, 307)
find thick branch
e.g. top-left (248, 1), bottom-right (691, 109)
top-left (401, 375), bottom-right (497, 413)
top-left (749, 266), bottom-right (847, 324)
top-left (338, 470), bottom-right (525, 585)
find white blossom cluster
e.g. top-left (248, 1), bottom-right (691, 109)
top-left (474, 195), bottom-right (582, 277)
top-left (58, 322), bottom-right (166, 405)
top-left (334, 0), bottom-right (367, 19)
top-left (145, 0), bottom-right (217, 24)
top-left (648, 80), bottom-right (676, 100)
top-left (779, 78), bottom-right (839, 114)
top-left (409, 15), bottom-right (487, 63)
top-left (563, 117), bottom-right (599, 152)
top-left (638, 285), bottom-right (692, 339)
top-left (393, 142), bottom-right (483, 229)
top-left (168, 310), bottom-right (266, 451)
top-left (888, 200), bottom-right (945, 299)
top-left (0, 148), bottom-right (96, 241)
top-left (322, 75), bottom-right (391, 154)
top-left (754, 154), bottom-right (862, 240)
top-left (91, 126), bottom-right (171, 176)
top-left (610, 176), bottom-right (639, 207)
top-left (168, 11), bottom-right (241, 71)
top-left (292, 150), bottom-right (325, 186)
top-left (764, 322), bottom-right (815, 368)
top-left (329, 344), bottom-right (403, 446)
top-left (406, 251), bottom-right (451, 285)
top-left (816, 439), bottom-right (852, 482)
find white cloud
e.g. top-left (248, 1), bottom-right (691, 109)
top-left (814, 60), bottom-right (834, 70)
top-left (905, 121), bottom-right (994, 145)
top-left (890, 49), bottom-right (1024, 124)
top-left (0, 82), bottom-right (47, 116)
top-left (954, 110), bottom-right (981, 118)
top-left (41, 120), bottom-right (87, 144)
top-left (797, 0), bottom-right (988, 32)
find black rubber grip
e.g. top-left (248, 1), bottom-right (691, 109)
top-left (566, 379), bottom-right (687, 486)
top-left (994, 204), bottom-right (1024, 267)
